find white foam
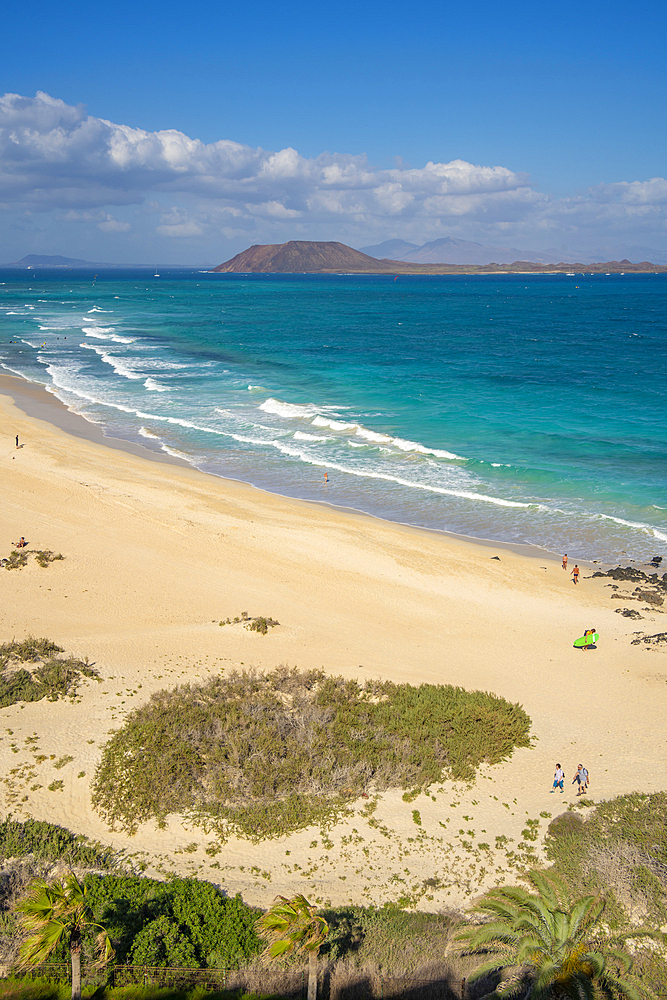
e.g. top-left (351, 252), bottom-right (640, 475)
top-left (139, 427), bottom-right (160, 439)
top-left (144, 378), bottom-right (170, 392)
top-left (87, 306), bottom-right (113, 313)
top-left (83, 328), bottom-right (134, 344)
top-left (595, 514), bottom-right (667, 544)
top-left (160, 443), bottom-right (193, 462)
top-left (259, 397), bottom-right (320, 419)
top-left (311, 415), bottom-right (359, 431)
top-left (293, 431), bottom-right (330, 442)
top-left (79, 344), bottom-right (143, 380)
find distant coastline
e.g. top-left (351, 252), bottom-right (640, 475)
top-left (211, 240), bottom-right (667, 275)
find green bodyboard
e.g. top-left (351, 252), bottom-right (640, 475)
top-left (573, 632), bottom-right (599, 647)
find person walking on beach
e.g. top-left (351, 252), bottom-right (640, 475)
top-left (573, 764), bottom-right (588, 795)
top-left (562, 553), bottom-right (568, 570)
top-left (551, 764), bottom-right (564, 793)
top-left (571, 564), bottom-right (580, 584)
top-left (15, 435), bottom-right (19, 448)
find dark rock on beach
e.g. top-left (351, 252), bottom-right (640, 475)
top-left (630, 632), bottom-right (667, 646)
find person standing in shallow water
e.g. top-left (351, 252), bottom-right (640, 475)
top-left (562, 553), bottom-right (568, 570)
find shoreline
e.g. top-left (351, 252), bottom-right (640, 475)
top-left (0, 370), bottom-right (593, 569)
top-left (0, 369), bottom-right (665, 910)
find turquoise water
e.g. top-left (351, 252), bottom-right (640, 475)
top-left (1, 269), bottom-right (666, 562)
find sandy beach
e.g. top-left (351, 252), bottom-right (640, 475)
top-left (1, 371), bottom-right (665, 910)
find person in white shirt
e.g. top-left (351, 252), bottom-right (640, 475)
top-left (551, 764), bottom-right (564, 792)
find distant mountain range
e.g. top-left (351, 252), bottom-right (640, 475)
top-left (212, 241), bottom-right (667, 275)
top-left (359, 238), bottom-right (667, 266)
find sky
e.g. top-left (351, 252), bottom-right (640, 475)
top-left (1, 0), bottom-right (666, 263)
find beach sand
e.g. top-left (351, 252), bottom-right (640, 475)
top-left (1, 372), bottom-right (665, 909)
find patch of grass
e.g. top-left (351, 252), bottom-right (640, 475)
top-left (53, 755), bottom-right (74, 770)
top-left (219, 614), bottom-right (279, 635)
top-left (47, 780), bottom-right (64, 792)
top-left (0, 816), bottom-right (118, 868)
top-left (2, 550), bottom-right (64, 571)
top-left (244, 617), bottom-right (279, 635)
top-left (546, 791), bottom-right (667, 927)
top-left (33, 550), bottom-right (64, 568)
top-left (0, 637), bottom-right (99, 708)
top-left (3, 550), bottom-right (29, 571)
top-left (92, 667), bottom-right (531, 839)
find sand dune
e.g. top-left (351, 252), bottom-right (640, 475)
top-left (0, 372), bottom-right (665, 909)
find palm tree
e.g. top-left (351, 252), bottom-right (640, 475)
top-left (256, 893), bottom-right (328, 1000)
top-left (17, 871), bottom-right (114, 1000)
top-left (457, 869), bottom-right (653, 999)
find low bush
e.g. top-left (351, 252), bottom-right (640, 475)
top-left (92, 667), bottom-right (531, 838)
top-left (0, 816), bottom-right (117, 869)
top-left (0, 637), bottom-right (99, 708)
top-left (2, 550), bottom-right (64, 571)
top-left (545, 791), bottom-right (667, 927)
top-left (33, 550), bottom-right (64, 569)
top-left (83, 875), bottom-right (261, 969)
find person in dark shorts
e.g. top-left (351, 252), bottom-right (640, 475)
top-left (571, 564), bottom-right (580, 584)
top-left (573, 764), bottom-right (587, 794)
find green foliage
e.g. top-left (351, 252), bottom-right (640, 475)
top-left (92, 667), bottom-right (531, 838)
top-left (0, 638), bottom-right (64, 665)
top-left (129, 916), bottom-right (198, 968)
top-left (83, 875), bottom-right (261, 969)
top-left (33, 551), bottom-right (64, 569)
top-left (321, 904), bottom-right (457, 973)
top-left (4, 551), bottom-right (29, 571)
top-left (545, 791), bottom-right (667, 929)
top-left (0, 816), bottom-right (117, 869)
top-left (0, 638), bottom-right (98, 708)
top-left (218, 613), bottom-right (279, 635)
top-left (244, 618), bottom-right (279, 635)
top-left (17, 872), bottom-right (114, 984)
top-left (257, 895), bottom-right (328, 960)
top-left (457, 869), bottom-right (652, 999)
top-left (2, 550), bottom-right (64, 571)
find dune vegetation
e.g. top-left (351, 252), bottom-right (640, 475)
top-left (0, 638), bottom-right (99, 709)
top-left (92, 667), bottom-right (532, 839)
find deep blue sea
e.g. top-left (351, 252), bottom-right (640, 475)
top-left (1, 268), bottom-right (666, 563)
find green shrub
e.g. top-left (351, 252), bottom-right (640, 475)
top-left (92, 667), bottom-right (531, 838)
top-left (0, 637), bottom-right (98, 707)
top-left (33, 550), bottom-right (64, 568)
top-left (84, 874), bottom-right (261, 968)
top-left (3, 551), bottom-right (28, 571)
top-left (545, 791), bottom-right (667, 927)
top-left (0, 816), bottom-right (118, 873)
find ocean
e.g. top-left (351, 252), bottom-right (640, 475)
top-left (1, 268), bottom-right (666, 564)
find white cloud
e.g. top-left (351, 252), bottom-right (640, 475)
top-left (1, 90), bottom-right (667, 251)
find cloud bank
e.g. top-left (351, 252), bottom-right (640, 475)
top-left (2, 91), bottom-right (667, 255)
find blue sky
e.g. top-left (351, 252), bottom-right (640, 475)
top-left (2, 0), bottom-right (666, 262)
